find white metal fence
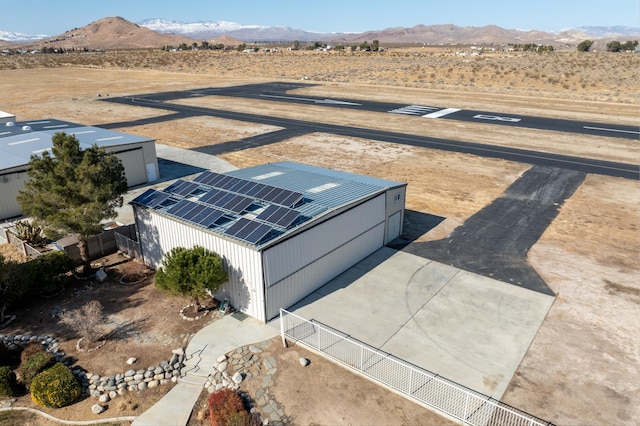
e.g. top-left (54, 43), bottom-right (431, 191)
top-left (279, 308), bottom-right (552, 426)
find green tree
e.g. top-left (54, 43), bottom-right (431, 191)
top-left (17, 132), bottom-right (127, 274)
top-left (372, 40), bottom-right (379, 51)
top-left (155, 246), bottom-right (228, 310)
top-left (606, 40), bottom-right (621, 52)
top-left (292, 40), bottom-right (302, 50)
top-left (577, 39), bottom-right (594, 52)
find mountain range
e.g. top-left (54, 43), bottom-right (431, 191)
top-left (1, 16), bottom-right (638, 49)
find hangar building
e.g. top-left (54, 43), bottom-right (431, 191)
top-left (132, 162), bottom-right (406, 322)
top-left (0, 118), bottom-right (158, 220)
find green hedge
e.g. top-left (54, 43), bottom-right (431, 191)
top-left (30, 362), bottom-right (81, 408)
top-left (19, 343), bottom-right (56, 389)
top-left (0, 366), bottom-right (21, 397)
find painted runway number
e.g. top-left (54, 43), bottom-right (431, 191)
top-left (473, 114), bottom-right (521, 123)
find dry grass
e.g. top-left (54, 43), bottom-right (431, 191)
top-left (1, 48), bottom-right (639, 104)
top-left (0, 243), bottom-right (28, 263)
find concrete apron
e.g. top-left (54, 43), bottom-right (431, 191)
top-left (283, 247), bottom-right (555, 400)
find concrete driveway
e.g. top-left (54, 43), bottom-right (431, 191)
top-left (283, 247), bottom-right (554, 399)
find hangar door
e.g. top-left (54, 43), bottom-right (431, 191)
top-left (263, 195), bottom-right (386, 320)
top-left (115, 148), bottom-right (147, 187)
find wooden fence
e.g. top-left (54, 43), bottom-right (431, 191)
top-left (2, 224), bottom-right (138, 262)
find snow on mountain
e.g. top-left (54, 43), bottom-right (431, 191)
top-left (0, 30), bottom-right (49, 42)
top-left (568, 26), bottom-right (640, 37)
top-left (138, 18), bottom-right (264, 35)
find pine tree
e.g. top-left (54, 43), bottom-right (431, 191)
top-left (17, 132), bottom-right (127, 273)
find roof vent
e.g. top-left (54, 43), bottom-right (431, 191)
top-left (22, 125), bottom-right (32, 131)
top-left (5, 121), bottom-right (15, 126)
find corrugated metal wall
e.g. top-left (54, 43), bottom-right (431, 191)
top-left (134, 207), bottom-right (267, 322)
top-left (263, 195), bottom-right (386, 320)
top-left (0, 171), bottom-right (28, 220)
top-left (264, 222), bottom-right (384, 320)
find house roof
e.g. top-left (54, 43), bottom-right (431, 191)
top-left (0, 118), bottom-right (154, 171)
top-left (132, 162), bottom-right (405, 250)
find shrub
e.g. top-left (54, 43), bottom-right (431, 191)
top-left (208, 388), bottom-right (250, 426)
top-left (58, 300), bottom-right (105, 344)
top-left (19, 343), bottom-right (56, 389)
top-left (0, 366), bottom-right (21, 397)
top-left (20, 251), bottom-right (75, 295)
top-left (30, 362), bottom-right (81, 408)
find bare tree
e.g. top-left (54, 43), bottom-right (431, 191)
top-left (59, 300), bottom-right (105, 344)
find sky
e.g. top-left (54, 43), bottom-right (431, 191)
top-left (2, 0), bottom-right (639, 35)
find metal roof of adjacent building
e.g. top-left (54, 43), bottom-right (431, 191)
top-left (132, 162), bottom-right (406, 250)
top-left (0, 118), bottom-right (154, 171)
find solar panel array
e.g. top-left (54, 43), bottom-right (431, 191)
top-left (132, 171), bottom-right (308, 246)
top-left (194, 171), bottom-right (303, 208)
top-left (256, 204), bottom-right (300, 227)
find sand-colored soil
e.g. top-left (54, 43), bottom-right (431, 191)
top-left (0, 48), bottom-right (638, 425)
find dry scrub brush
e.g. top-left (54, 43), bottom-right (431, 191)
top-left (58, 300), bottom-right (105, 344)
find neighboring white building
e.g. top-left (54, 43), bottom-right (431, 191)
top-left (132, 162), bottom-right (407, 322)
top-left (0, 111), bottom-right (15, 124)
top-left (0, 118), bottom-right (159, 220)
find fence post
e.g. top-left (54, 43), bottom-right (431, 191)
top-left (464, 392), bottom-right (470, 424)
top-left (279, 309), bottom-right (287, 348)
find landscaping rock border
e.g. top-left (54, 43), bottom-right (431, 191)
top-left (0, 334), bottom-right (182, 400)
top-left (205, 341), bottom-right (288, 426)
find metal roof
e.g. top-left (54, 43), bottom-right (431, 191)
top-left (132, 162), bottom-right (405, 250)
top-left (0, 118), bottom-right (154, 171)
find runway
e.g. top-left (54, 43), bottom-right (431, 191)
top-left (101, 91), bottom-right (639, 180)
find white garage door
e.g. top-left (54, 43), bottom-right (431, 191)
top-left (115, 148), bottom-right (147, 187)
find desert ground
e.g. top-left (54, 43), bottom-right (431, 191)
top-left (0, 48), bottom-right (639, 425)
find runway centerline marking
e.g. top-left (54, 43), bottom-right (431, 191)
top-left (583, 126), bottom-right (640, 135)
top-left (473, 114), bottom-right (521, 123)
top-left (260, 94), bottom-right (361, 105)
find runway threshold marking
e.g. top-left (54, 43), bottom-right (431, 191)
top-left (583, 126), bottom-right (640, 135)
top-left (260, 94), bottom-right (361, 105)
top-left (422, 108), bottom-right (461, 118)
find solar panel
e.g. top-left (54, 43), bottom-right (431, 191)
top-left (233, 220), bottom-right (261, 239)
top-left (245, 223), bottom-right (273, 244)
top-left (199, 188), bottom-right (224, 205)
top-left (259, 188), bottom-right (280, 202)
top-left (225, 217), bottom-right (252, 236)
top-left (174, 181), bottom-right (200, 196)
top-left (280, 192), bottom-right (304, 208)
top-left (223, 195), bottom-right (254, 213)
top-left (193, 171), bottom-right (213, 184)
top-left (236, 181), bottom-right (258, 194)
top-left (212, 192), bottom-right (235, 208)
top-left (163, 179), bottom-right (187, 194)
top-left (167, 199), bottom-right (194, 216)
top-left (204, 173), bottom-right (227, 187)
top-left (254, 185), bottom-right (277, 199)
top-left (256, 205), bottom-right (280, 221)
top-left (274, 209), bottom-right (300, 227)
top-left (219, 177), bottom-right (242, 190)
top-left (182, 203), bottom-right (207, 221)
top-left (256, 205), bottom-right (300, 228)
top-left (212, 175), bottom-right (234, 188)
top-left (269, 190), bottom-right (292, 205)
top-left (132, 189), bottom-right (170, 208)
top-left (196, 208), bottom-right (224, 228)
top-left (227, 179), bottom-right (252, 193)
top-left (242, 182), bottom-right (266, 197)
